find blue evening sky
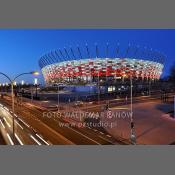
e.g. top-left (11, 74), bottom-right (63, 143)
top-left (0, 29), bottom-right (175, 84)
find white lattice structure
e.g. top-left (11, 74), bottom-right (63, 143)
top-left (41, 58), bottom-right (163, 84)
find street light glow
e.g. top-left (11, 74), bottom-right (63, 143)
top-left (34, 78), bottom-right (38, 85)
top-left (13, 81), bottom-right (17, 86)
top-left (31, 71), bottom-right (39, 76)
top-left (21, 80), bottom-right (24, 85)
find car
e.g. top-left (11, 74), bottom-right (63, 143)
top-left (88, 101), bottom-right (93, 104)
top-left (74, 101), bottom-right (84, 107)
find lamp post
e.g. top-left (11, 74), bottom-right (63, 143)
top-left (130, 76), bottom-right (136, 145)
top-left (98, 71), bottom-right (100, 104)
top-left (34, 78), bottom-right (38, 99)
top-left (0, 71), bottom-right (39, 143)
top-left (21, 80), bottom-right (24, 86)
top-left (57, 83), bottom-right (60, 111)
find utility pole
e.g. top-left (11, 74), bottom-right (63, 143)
top-left (130, 76), bottom-right (136, 145)
top-left (11, 82), bottom-right (15, 141)
top-left (58, 83), bottom-right (60, 111)
top-left (98, 71), bottom-right (100, 104)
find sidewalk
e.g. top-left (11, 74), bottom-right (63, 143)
top-left (103, 101), bottom-right (175, 145)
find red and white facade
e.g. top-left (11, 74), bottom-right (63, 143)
top-left (41, 58), bottom-right (164, 84)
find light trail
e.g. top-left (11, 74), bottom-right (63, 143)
top-left (36, 134), bottom-right (50, 145)
top-left (15, 121), bottom-right (24, 130)
top-left (30, 135), bottom-right (42, 145)
top-left (6, 133), bottom-right (14, 145)
top-left (0, 119), bottom-right (5, 129)
top-left (4, 107), bottom-right (9, 111)
top-left (18, 118), bottom-right (30, 128)
top-left (4, 118), bottom-right (11, 128)
top-left (15, 133), bottom-right (24, 145)
top-left (110, 107), bottom-right (129, 110)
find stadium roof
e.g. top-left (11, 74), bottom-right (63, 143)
top-left (39, 44), bottom-right (165, 69)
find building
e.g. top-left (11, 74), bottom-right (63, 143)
top-left (39, 44), bottom-right (164, 87)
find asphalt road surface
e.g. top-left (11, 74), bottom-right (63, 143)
top-left (0, 97), bottom-right (123, 145)
top-left (0, 132), bottom-right (6, 145)
top-left (1, 92), bottom-right (173, 145)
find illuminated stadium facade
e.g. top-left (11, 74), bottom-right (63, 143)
top-left (39, 44), bottom-right (164, 85)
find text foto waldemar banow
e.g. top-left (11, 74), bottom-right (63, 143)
top-left (42, 110), bottom-right (133, 120)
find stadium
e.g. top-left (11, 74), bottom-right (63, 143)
top-left (39, 44), bottom-right (164, 86)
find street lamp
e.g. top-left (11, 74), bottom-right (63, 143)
top-left (57, 83), bottom-right (60, 111)
top-left (34, 78), bottom-right (38, 98)
top-left (130, 76), bottom-right (136, 145)
top-left (31, 71), bottom-right (39, 76)
top-left (98, 71), bottom-right (100, 104)
top-left (21, 80), bottom-right (24, 86)
top-left (0, 71), bottom-right (39, 143)
top-left (13, 81), bottom-right (17, 86)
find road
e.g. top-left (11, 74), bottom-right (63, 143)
top-left (0, 104), bottom-right (52, 145)
top-left (81, 93), bottom-right (175, 113)
top-left (0, 132), bottom-right (6, 145)
top-left (0, 96), bottom-right (122, 145)
top-left (0, 90), bottom-right (174, 145)
top-left (1, 92), bottom-right (169, 145)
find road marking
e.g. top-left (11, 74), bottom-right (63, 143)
top-left (18, 118), bottom-right (30, 128)
top-left (1, 102), bottom-right (74, 145)
top-left (30, 135), bottom-right (42, 145)
top-left (31, 118), bottom-right (74, 145)
top-left (111, 107), bottom-right (129, 110)
top-left (15, 133), bottom-right (24, 145)
top-left (100, 132), bottom-right (104, 135)
top-left (99, 135), bottom-right (113, 144)
top-left (93, 129), bottom-right (97, 132)
top-left (36, 134), bottom-right (50, 145)
top-left (15, 121), bottom-right (24, 130)
top-left (106, 134), bottom-right (112, 138)
top-left (47, 141), bottom-right (53, 145)
top-left (31, 127), bottom-right (37, 133)
top-left (0, 119), bottom-right (5, 129)
top-left (4, 107), bottom-right (9, 111)
top-left (6, 133), bottom-right (14, 145)
top-left (14, 114), bottom-right (18, 118)
top-left (68, 127), bottom-right (101, 145)
top-left (4, 118), bottom-right (11, 128)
